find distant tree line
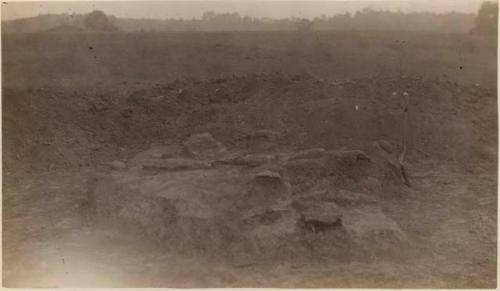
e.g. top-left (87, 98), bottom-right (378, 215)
top-left (119, 9), bottom-right (477, 33)
top-left (471, 1), bottom-right (498, 35)
top-left (84, 10), bottom-right (119, 31)
top-left (2, 2), bottom-right (497, 34)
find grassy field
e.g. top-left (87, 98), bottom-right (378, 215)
top-left (3, 31), bottom-right (497, 88)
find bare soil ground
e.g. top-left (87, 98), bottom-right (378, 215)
top-left (2, 31), bottom-right (497, 288)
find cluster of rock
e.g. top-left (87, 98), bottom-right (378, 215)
top-left (95, 132), bottom-right (407, 266)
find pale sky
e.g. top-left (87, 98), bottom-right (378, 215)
top-left (1, 0), bottom-right (489, 21)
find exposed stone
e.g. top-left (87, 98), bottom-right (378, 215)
top-left (342, 205), bottom-right (407, 246)
top-left (151, 152), bottom-right (163, 158)
top-left (226, 153), bottom-right (277, 167)
top-left (183, 132), bottom-right (227, 159)
top-left (254, 170), bottom-right (281, 179)
top-left (92, 170), bottom-right (247, 254)
top-left (378, 140), bottom-right (395, 154)
top-left (108, 160), bottom-right (126, 170)
top-left (301, 202), bottom-right (343, 232)
top-left (332, 189), bottom-right (379, 207)
top-left (142, 158), bottom-right (212, 171)
top-left (289, 148), bottom-right (327, 160)
top-left (129, 145), bottom-right (182, 166)
top-left (93, 140), bottom-right (408, 262)
top-left (282, 150), bottom-right (372, 193)
top-left (241, 208), bottom-right (289, 226)
top-left (151, 152), bottom-right (172, 159)
top-left (241, 179), bottom-right (289, 210)
top-left (334, 149), bottom-right (371, 161)
top-left (293, 188), bottom-right (377, 208)
top-left (248, 209), bottom-right (301, 255)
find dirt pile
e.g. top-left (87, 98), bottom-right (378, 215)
top-left (3, 72), bottom-right (495, 266)
top-left (183, 132), bottom-right (228, 159)
top-left (89, 132), bottom-right (408, 264)
top-left (4, 73), bottom-right (496, 179)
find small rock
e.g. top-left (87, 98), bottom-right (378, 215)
top-left (142, 158), bottom-right (212, 171)
top-left (108, 160), bottom-right (126, 170)
top-left (129, 145), bottom-right (182, 166)
top-left (242, 208), bottom-right (288, 226)
top-left (228, 154), bottom-right (277, 167)
top-left (342, 206), bottom-right (407, 245)
top-left (251, 129), bottom-right (280, 139)
top-left (334, 150), bottom-right (371, 161)
top-left (254, 170), bottom-right (281, 179)
top-left (183, 133), bottom-right (227, 159)
top-left (151, 152), bottom-right (174, 159)
top-left (301, 202), bottom-right (342, 232)
top-left (377, 140), bottom-right (394, 154)
top-left (332, 189), bottom-right (379, 207)
top-left (151, 152), bottom-right (164, 158)
top-left (289, 148), bottom-right (326, 160)
top-left (127, 165), bottom-right (143, 174)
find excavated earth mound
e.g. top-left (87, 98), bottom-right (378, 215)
top-left (4, 73), bottom-right (496, 178)
top-left (90, 132), bottom-right (408, 265)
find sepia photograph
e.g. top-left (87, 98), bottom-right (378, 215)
top-left (1, 0), bottom-right (498, 288)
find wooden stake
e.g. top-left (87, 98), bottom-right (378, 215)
top-left (400, 92), bottom-right (411, 187)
